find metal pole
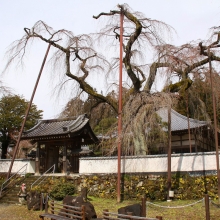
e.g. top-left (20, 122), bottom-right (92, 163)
top-left (117, 11), bottom-right (124, 203)
top-left (208, 48), bottom-right (220, 203)
top-left (167, 106), bottom-right (172, 201)
top-left (6, 43), bottom-right (51, 179)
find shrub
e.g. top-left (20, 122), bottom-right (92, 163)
top-left (49, 179), bottom-right (75, 200)
top-left (0, 174), bottom-right (6, 186)
top-left (25, 173), bottom-right (33, 178)
top-left (30, 177), bottom-right (76, 201)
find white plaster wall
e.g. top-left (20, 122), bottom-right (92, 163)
top-left (79, 152), bottom-right (219, 174)
top-left (0, 159), bottom-right (35, 174)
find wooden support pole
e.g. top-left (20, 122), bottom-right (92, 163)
top-left (205, 194), bottom-right (210, 220)
top-left (141, 197), bottom-right (146, 217)
top-left (117, 9), bottom-right (124, 203)
top-left (167, 107), bottom-right (172, 200)
top-left (6, 43), bottom-right (51, 179)
top-left (208, 48), bottom-right (220, 204)
top-left (186, 91), bottom-right (192, 153)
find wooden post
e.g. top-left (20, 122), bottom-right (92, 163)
top-left (45, 194), bottom-right (48, 213)
top-left (40, 193), bottom-right (43, 211)
top-left (127, 212), bottom-right (133, 220)
top-left (64, 204), bottom-right (68, 217)
top-left (141, 197), bottom-right (146, 217)
top-left (82, 205), bottom-right (86, 220)
top-left (205, 194), bottom-right (210, 220)
top-left (103, 209), bottom-right (109, 219)
top-left (51, 200), bottom-right (54, 214)
top-left (63, 145), bottom-right (67, 174)
top-left (35, 143), bottom-right (40, 175)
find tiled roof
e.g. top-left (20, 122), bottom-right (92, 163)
top-left (156, 108), bottom-right (209, 131)
top-left (22, 114), bottom-right (89, 138)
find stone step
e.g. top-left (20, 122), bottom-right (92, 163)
top-left (5, 190), bottom-right (20, 195)
top-left (0, 175), bottom-right (52, 204)
top-left (4, 192), bottom-right (18, 196)
top-left (1, 197), bottom-right (18, 202)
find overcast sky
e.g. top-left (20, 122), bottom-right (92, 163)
top-left (1, 0), bottom-right (220, 119)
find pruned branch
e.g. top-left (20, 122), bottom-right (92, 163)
top-left (93, 11), bottom-right (118, 19)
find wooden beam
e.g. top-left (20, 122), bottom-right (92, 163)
top-left (35, 142), bottom-right (40, 175)
top-left (63, 145), bottom-right (67, 174)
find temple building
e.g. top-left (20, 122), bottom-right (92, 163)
top-left (21, 114), bottom-right (99, 174)
top-left (156, 108), bottom-right (216, 154)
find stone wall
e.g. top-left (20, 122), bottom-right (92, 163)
top-left (68, 171), bottom-right (218, 200)
top-left (75, 151), bottom-right (220, 200)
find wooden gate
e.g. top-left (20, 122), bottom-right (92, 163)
top-left (46, 146), bottom-right (59, 172)
top-left (70, 154), bottom-right (80, 173)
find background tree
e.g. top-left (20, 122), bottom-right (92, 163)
top-left (0, 94), bottom-right (43, 159)
top-left (59, 97), bottom-right (85, 118)
top-left (3, 4), bottom-right (220, 155)
top-left (59, 90), bottom-right (118, 133)
top-left (92, 4), bottom-right (220, 154)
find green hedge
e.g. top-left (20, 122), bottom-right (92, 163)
top-left (80, 173), bottom-right (218, 201)
top-left (31, 177), bottom-right (75, 200)
top-left (29, 173), bottom-right (219, 201)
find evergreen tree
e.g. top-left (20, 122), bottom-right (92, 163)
top-left (0, 95), bottom-right (43, 159)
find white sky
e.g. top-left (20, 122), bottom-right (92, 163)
top-left (0, 0), bottom-right (220, 119)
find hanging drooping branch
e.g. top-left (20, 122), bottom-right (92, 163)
top-left (145, 31), bottom-right (220, 95)
top-left (4, 20), bottom-right (118, 113)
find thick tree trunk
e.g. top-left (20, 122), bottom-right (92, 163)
top-left (1, 132), bottom-right (10, 159)
top-left (1, 140), bottom-right (9, 159)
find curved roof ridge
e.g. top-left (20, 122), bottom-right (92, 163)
top-left (39, 115), bottom-right (80, 123)
top-left (171, 108), bottom-right (208, 125)
top-left (22, 114), bottom-right (89, 138)
top-left (156, 107), bottom-right (209, 131)
top-left (23, 120), bottom-right (43, 134)
top-left (67, 114), bottom-right (89, 131)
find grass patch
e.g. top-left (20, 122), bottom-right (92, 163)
top-left (88, 196), bottom-right (220, 219)
top-left (1, 197), bottom-right (220, 219)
